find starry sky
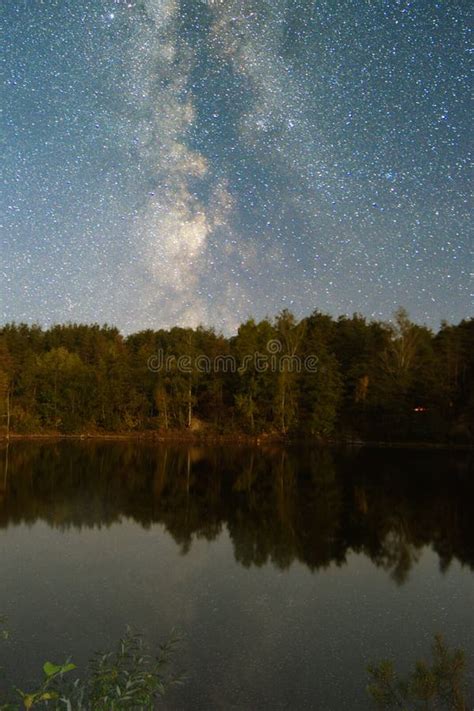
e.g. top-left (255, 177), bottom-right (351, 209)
top-left (2, 0), bottom-right (472, 334)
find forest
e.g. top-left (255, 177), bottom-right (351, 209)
top-left (0, 308), bottom-right (472, 443)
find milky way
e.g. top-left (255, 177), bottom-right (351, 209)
top-left (2, 0), bottom-right (472, 333)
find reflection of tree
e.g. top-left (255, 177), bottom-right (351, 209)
top-left (342, 449), bottom-right (474, 583)
top-left (376, 528), bottom-right (421, 586)
top-left (0, 442), bottom-right (8, 506)
top-left (0, 442), bottom-right (473, 584)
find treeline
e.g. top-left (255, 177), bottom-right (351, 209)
top-left (0, 308), bottom-right (473, 442)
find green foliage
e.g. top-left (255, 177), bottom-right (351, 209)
top-left (14, 661), bottom-right (76, 710)
top-left (367, 635), bottom-right (469, 710)
top-left (59, 629), bottom-right (182, 710)
top-left (1, 311), bottom-right (473, 442)
top-left (0, 625), bottom-right (181, 711)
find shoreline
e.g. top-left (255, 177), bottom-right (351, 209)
top-left (0, 431), bottom-right (472, 450)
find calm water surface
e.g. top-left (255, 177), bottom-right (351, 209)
top-left (0, 441), bottom-right (473, 709)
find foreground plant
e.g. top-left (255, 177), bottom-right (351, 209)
top-left (367, 634), bottom-right (469, 710)
top-left (0, 627), bottom-right (182, 710)
top-left (12, 662), bottom-right (76, 710)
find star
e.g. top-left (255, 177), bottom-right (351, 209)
top-left (1, 0), bottom-right (471, 332)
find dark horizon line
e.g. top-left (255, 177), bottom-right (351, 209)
top-left (1, 306), bottom-right (472, 338)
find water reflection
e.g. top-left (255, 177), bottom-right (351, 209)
top-left (0, 441), bottom-right (472, 585)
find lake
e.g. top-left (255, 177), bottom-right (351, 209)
top-left (0, 441), bottom-right (473, 709)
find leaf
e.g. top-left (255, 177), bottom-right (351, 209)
top-left (38, 692), bottom-right (58, 701)
top-left (61, 663), bottom-right (76, 674)
top-left (43, 661), bottom-right (76, 677)
top-left (43, 662), bottom-right (62, 677)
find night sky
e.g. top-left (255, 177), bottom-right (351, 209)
top-left (2, 0), bottom-right (472, 334)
